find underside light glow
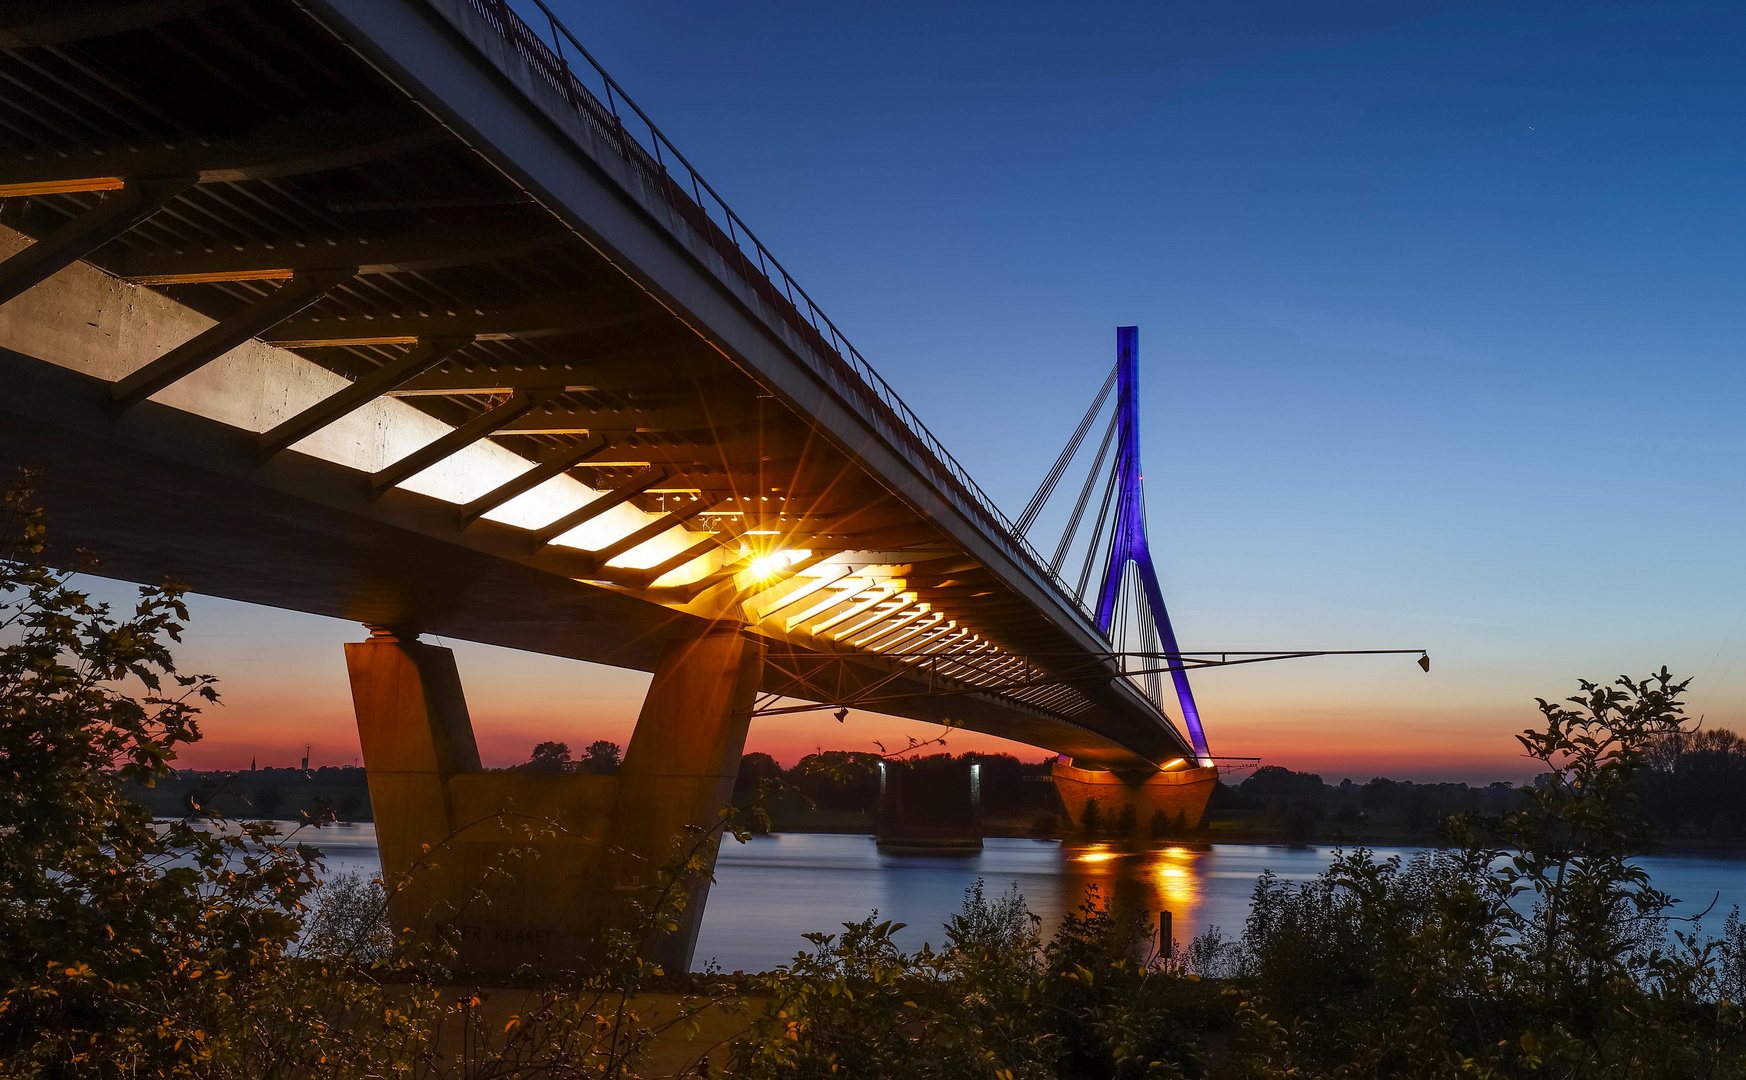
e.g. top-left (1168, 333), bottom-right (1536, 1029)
top-left (755, 564), bottom-right (853, 621)
top-left (1, 217), bottom-right (755, 594)
top-left (746, 555), bottom-right (783, 581)
top-left (1161, 758), bottom-right (1187, 770)
top-left (745, 548), bottom-right (810, 584)
top-left (783, 575), bottom-right (867, 631)
top-left (67, 273), bottom-right (717, 578)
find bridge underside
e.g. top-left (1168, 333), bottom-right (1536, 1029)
top-left (0, 0), bottom-right (1229, 974)
top-left (0, 338), bottom-right (1123, 761)
top-left (0, 0), bottom-right (1197, 770)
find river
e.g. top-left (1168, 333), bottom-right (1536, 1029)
top-left (298, 825), bottom-right (1746, 973)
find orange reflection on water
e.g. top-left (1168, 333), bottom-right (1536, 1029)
top-left (1071, 844), bottom-right (1122, 864)
top-left (1056, 842), bottom-right (1212, 949)
top-left (1150, 845), bottom-right (1201, 913)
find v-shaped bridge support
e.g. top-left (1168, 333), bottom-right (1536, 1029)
top-left (1092, 327), bottom-right (1213, 766)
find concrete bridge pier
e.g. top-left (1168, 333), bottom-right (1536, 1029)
top-left (609, 625), bottom-right (762, 972)
top-left (343, 623), bottom-right (759, 975)
top-left (1051, 760), bottom-right (1220, 836)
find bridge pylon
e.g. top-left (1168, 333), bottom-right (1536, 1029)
top-left (1027, 326), bottom-right (1222, 833)
top-left (1095, 326), bottom-right (1214, 768)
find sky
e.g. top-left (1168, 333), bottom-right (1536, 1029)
top-left (78, 0), bottom-right (1746, 783)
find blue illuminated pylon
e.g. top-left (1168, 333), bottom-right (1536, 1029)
top-left (1092, 327), bottom-right (1213, 766)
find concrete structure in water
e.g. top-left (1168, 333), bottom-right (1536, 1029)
top-left (0, 0), bottom-right (1217, 973)
top-left (875, 759), bottom-right (985, 854)
top-left (1050, 760), bottom-right (1221, 834)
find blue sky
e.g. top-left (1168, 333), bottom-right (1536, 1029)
top-left (125, 0), bottom-right (1746, 780)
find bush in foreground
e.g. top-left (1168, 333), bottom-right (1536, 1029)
top-left (1207, 668), bottom-right (1746, 1078)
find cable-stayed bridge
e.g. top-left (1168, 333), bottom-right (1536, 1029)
top-left (0, 0), bottom-right (1264, 970)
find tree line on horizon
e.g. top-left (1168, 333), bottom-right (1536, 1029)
top-left (1228, 732), bottom-right (1746, 844)
top-left (134, 734), bottom-right (1746, 847)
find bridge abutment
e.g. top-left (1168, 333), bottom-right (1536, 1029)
top-left (344, 622), bottom-right (758, 975)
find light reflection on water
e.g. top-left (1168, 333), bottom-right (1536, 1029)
top-left (695, 837), bottom-right (1746, 973)
top-left (693, 837), bottom-right (1395, 972)
top-left (274, 825), bottom-right (1746, 974)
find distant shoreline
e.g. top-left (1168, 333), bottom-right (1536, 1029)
top-left (129, 767), bottom-right (1746, 858)
top-left (171, 815), bottom-right (1746, 861)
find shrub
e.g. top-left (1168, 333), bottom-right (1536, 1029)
top-left (731, 879), bottom-right (1214, 1079)
top-left (1218, 668), bottom-right (1746, 1079)
top-left (302, 870), bottom-right (394, 963)
top-left (0, 475), bottom-right (356, 1073)
top-left (1151, 808), bottom-right (1174, 838)
top-left (1113, 801), bottom-right (1139, 836)
top-left (1080, 797), bottom-right (1102, 836)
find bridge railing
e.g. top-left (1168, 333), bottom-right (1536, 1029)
top-left (459, 0), bottom-right (1100, 626)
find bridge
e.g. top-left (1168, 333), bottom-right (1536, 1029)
top-left (0, 0), bottom-right (1219, 971)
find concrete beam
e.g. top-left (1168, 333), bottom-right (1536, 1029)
top-left (370, 387), bottom-right (563, 495)
top-left (110, 221), bottom-right (573, 282)
top-left (0, 179), bottom-right (191, 307)
top-left (590, 498), bottom-right (718, 565)
top-left (0, 0), bottom-right (229, 48)
top-left (263, 292), bottom-right (640, 347)
top-left (527, 466), bottom-right (672, 549)
top-left (0, 109), bottom-right (444, 186)
top-left (302, 0), bottom-right (1136, 682)
top-left (498, 400), bottom-right (758, 435)
top-left (258, 336), bottom-right (474, 458)
top-left (388, 352), bottom-right (724, 395)
top-left (111, 269), bottom-right (354, 410)
top-left (458, 435), bottom-right (609, 527)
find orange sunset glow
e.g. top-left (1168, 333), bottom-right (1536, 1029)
top-left (136, 583), bottom-right (1552, 783)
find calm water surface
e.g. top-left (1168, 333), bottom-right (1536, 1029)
top-left (294, 826), bottom-right (1746, 973)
